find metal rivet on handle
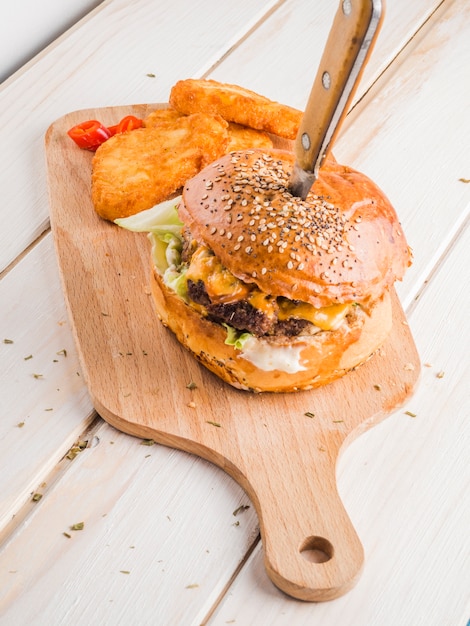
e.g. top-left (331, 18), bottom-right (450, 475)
top-left (322, 71), bottom-right (331, 89)
top-left (342, 0), bottom-right (352, 16)
top-left (301, 133), bottom-right (311, 151)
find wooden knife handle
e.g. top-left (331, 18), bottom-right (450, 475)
top-left (294, 0), bottom-right (384, 176)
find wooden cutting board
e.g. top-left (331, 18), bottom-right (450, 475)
top-left (45, 105), bottom-right (420, 601)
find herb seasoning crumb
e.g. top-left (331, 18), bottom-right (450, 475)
top-left (17, 421), bottom-right (25, 428)
top-left (32, 493), bottom-right (42, 502)
top-left (436, 371), bottom-right (445, 379)
top-left (186, 381), bottom-right (197, 390)
top-left (141, 438), bottom-right (156, 446)
top-left (66, 440), bottom-right (87, 460)
top-left (304, 411), bottom-right (315, 418)
top-left (70, 522), bottom-right (84, 531)
top-left (373, 384), bottom-right (382, 391)
top-left (206, 420), bottom-right (221, 428)
top-left (3, 338), bottom-right (14, 344)
top-left (233, 505), bottom-right (250, 516)
top-left (405, 410), bottom-right (417, 418)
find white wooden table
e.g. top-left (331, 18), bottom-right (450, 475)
top-left (1, 0), bottom-right (469, 624)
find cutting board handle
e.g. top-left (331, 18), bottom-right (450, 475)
top-left (238, 436), bottom-right (364, 601)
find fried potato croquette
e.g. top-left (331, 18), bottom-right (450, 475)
top-left (145, 109), bottom-right (273, 152)
top-left (92, 113), bottom-right (228, 221)
top-left (226, 123), bottom-right (273, 152)
top-left (143, 108), bottom-right (184, 128)
top-left (169, 79), bottom-right (302, 140)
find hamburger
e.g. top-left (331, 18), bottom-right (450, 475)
top-left (117, 149), bottom-right (411, 392)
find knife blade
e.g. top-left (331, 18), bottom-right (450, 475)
top-left (288, 0), bottom-right (384, 199)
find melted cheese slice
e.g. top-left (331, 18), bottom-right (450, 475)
top-left (278, 300), bottom-right (350, 331)
top-left (186, 246), bottom-right (250, 303)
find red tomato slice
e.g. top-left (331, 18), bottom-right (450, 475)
top-left (116, 115), bottom-right (144, 133)
top-left (67, 116), bottom-right (143, 150)
top-left (67, 120), bottom-right (112, 151)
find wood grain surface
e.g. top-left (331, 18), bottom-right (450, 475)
top-left (45, 105), bottom-right (420, 601)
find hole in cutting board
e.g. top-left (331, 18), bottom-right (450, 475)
top-left (299, 536), bottom-right (333, 563)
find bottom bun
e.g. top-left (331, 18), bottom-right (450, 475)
top-left (150, 268), bottom-right (392, 393)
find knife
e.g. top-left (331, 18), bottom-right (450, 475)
top-left (288, 0), bottom-right (384, 199)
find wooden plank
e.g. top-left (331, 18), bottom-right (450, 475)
top-left (0, 236), bottom-right (94, 532)
top-left (208, 220), bottom-right (470, 625)
top-left (334, 0), bottom-right (470, 310)
top-left (0, 0), bottom-right (104, 82)
top-left (208, 0), bottom-right (443, 108)
top-left (0, 421), bottom-right (260, 625)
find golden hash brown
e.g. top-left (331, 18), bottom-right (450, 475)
top-left (169, 79), bottom-right (302, 140)
top-left (143, 108), bottom-right (184, 128)
top-left (145, 108), bottom-right (273, 152)
top-left (226, 123), bottom-right (273, 152)
top-left (92, 113), bottom-right (228, 221)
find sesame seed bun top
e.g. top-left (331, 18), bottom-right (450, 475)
top-left (179, 149), bottom-right (411, 308)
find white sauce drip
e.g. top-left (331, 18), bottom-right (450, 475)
top-left (240, 337), bottom-right (307, 373)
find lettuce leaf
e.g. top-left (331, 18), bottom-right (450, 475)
top-left (115, 197), bottom-right (184, 275)
top-left (114, 196), bottom-right (183, 237)
top-left (223, 324), bottom-right (252, 350)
